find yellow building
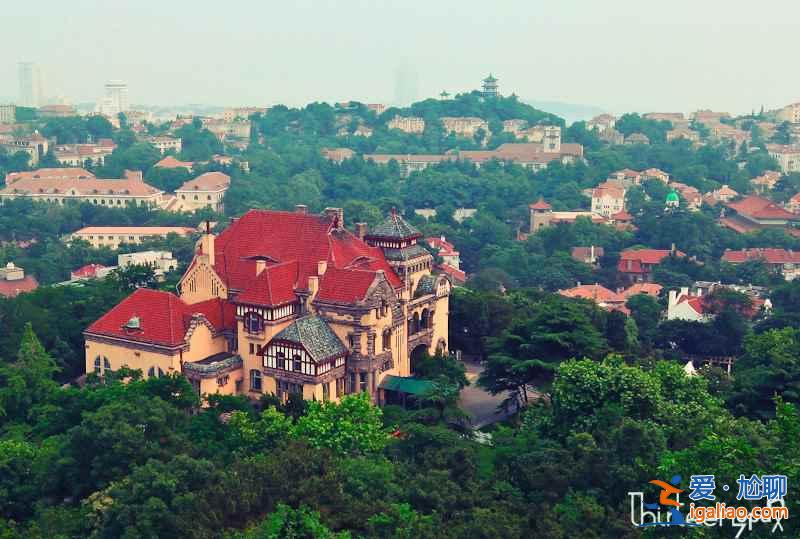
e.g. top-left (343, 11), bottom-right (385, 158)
top-left (69, 226), bottom-right (195, 249)
top-left (84, 207), bottom-right (451, 404)
top-left (1, 168), bottom-right (164, 207)
top-left (173, 172), bottom-right (230, 213)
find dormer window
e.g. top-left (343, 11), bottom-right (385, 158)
top-left (124, 316), bottom-right (141, 330)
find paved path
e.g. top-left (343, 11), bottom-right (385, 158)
top-left (458, 361), bottom-right (513, 428)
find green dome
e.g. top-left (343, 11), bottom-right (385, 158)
top-left (666, 190), bottom-right (680, 203)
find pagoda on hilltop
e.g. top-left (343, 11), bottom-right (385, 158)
top-left (482, 74), bottom-right (499, 98)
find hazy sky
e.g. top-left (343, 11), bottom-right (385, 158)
top-left (2, 0), bottom-right (798, 115)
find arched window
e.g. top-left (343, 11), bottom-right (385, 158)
top-left (412, 312), bottom-right (420, 334)
top-left (243, 312), bottom-right (263, 334)
top-left (250, 369), bottom-right (262, 392)
top-left (94, 355), bottom-right (111, 376)
top-left (382, 328), bottom-right (392, 351)
top-left (147, 367), bottom-right (165, 378)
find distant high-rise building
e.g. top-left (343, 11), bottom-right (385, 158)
top-left (18, 62), bottom-right (44, 107)
top-left (393, 65), bottom-right (419, 106)
top-left (100, 80), bottom-right (129, 116)
top-left (481, 74), bottom-right (499, 98)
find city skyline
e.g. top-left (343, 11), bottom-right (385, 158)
top-left (1, 1), bottom-right (799, 115)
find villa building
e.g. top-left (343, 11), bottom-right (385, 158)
top-left (722, 248), bottom-right (800, 281)
top-left (591, 181), bottom-right (626, 218)
top-left (69, 226), bottom-right (195, 249)
top-left (618, 247), bottom-right (685, 283)
top-left (767, 144), bottom-right (800, 173)
top-left (53, 139), bottom-right (116, 166)
top-left (1, 168), bottom-right (164, 208)
top-left (386, 115), bottom-right (425, 134)
top-left (146, 136), bottom-right (182, 154)
top-left (173, 171), bottom-right (231, 213)
top-left (84, 207), bottom-right (451, 404)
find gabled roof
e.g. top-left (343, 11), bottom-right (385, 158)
top-left (316, 266), bottom-right (378, 303)
top-left (676, 294), bottom-right (706, 315)
top-left (235, 261), bottom-right (299, 306)
top-left (85, 288), bottom-right (232, 348)
top-left (271, 315), bottom-right (347, 363)
top-left (366, 210), bottom-right (421, 240)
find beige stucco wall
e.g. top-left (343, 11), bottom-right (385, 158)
top-left (85, 339), bottom-right (180, 378)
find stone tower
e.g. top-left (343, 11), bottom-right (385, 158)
top-left (529, 198), bottom-right (553, 233)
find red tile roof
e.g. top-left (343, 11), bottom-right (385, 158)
top-left (436, 263), bottom-right (466, 284)
top-left (235, 261), bottom-right (300, 306)
top-left (316, 266), bottom-right (379, 303)
top-left (5, 167), bottom-right (94, 185)
top-left (618, 249), bottom-right (684, 273)
top-left (71, 263), bottom-right (108, 278)
top-left (560, 283), bottom-right (624, 303)
top-left (425, 236), bottom-right (459, 256)
top-left (1, 168), bottom-right (161, 197)
top-left (725, 195), bottom-right (798, 221)
top-left (210, 210), bottom-right (402, 307)
top-left (85, 288), bottom-right (231, 348)
top-left (178, 172), bottom-right (231, 192)
top-left (722, 248), bottom-right (800, 265)
top-left (0, 275), bottom-right (38, 297)
top-left (529, 197), bottom-right (552, 210)
top-left (155, 156), bottom-right (194, 169)
top-left (622, 283), bottom-right (662, 297)
top-left (677, 294), bottom-right (706, 315)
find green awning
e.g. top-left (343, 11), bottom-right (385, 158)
top-left (379, 375), bottom-right (435, 396)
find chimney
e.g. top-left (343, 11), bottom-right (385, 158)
top-left (307, 275), bottom-right (320, 309)
top-left (670, 242), bottom-right (677, 255)
top-left (295, 204), bottom-right (308, 214)
top-left (324, 207), bottom-right (344, 230)
top-left (668, 289), bottom-right (678, 308)
top-left (590, 245), bottom-right (595, 261)
top-left (355, 222), bottom-right (368, 239)
top-left (256, 259), bottom-right (267, 276)
top-left (680, 286), bottom-right (689, 297)
top-left (200, 221), bottom-right (215, 266)
top-left (317, 260), bottom-right (328, 276)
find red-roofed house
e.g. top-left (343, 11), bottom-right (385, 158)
top-left (0, 262), bottom-right (38, 298)
top-left (721, 195), bottom-right (800, 234)
top-left (667, 288), bottom-right (709, 322)
top-left (722, 248), bottom-right (800, 281)
top-left (70, 263), bottom-right (113, 281)
top-left (591, 181), bottom-right (626, 218)
top-left (559, 283), bottom-right (629, 314)
top-left (85, 207), bottom-right (451, 404)
top-left (154, 155), bottom-right (194, 170)
top-left (425, 236), bottom-right (460, 270)
top-left (618, 247), bottom-right (685, 283)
